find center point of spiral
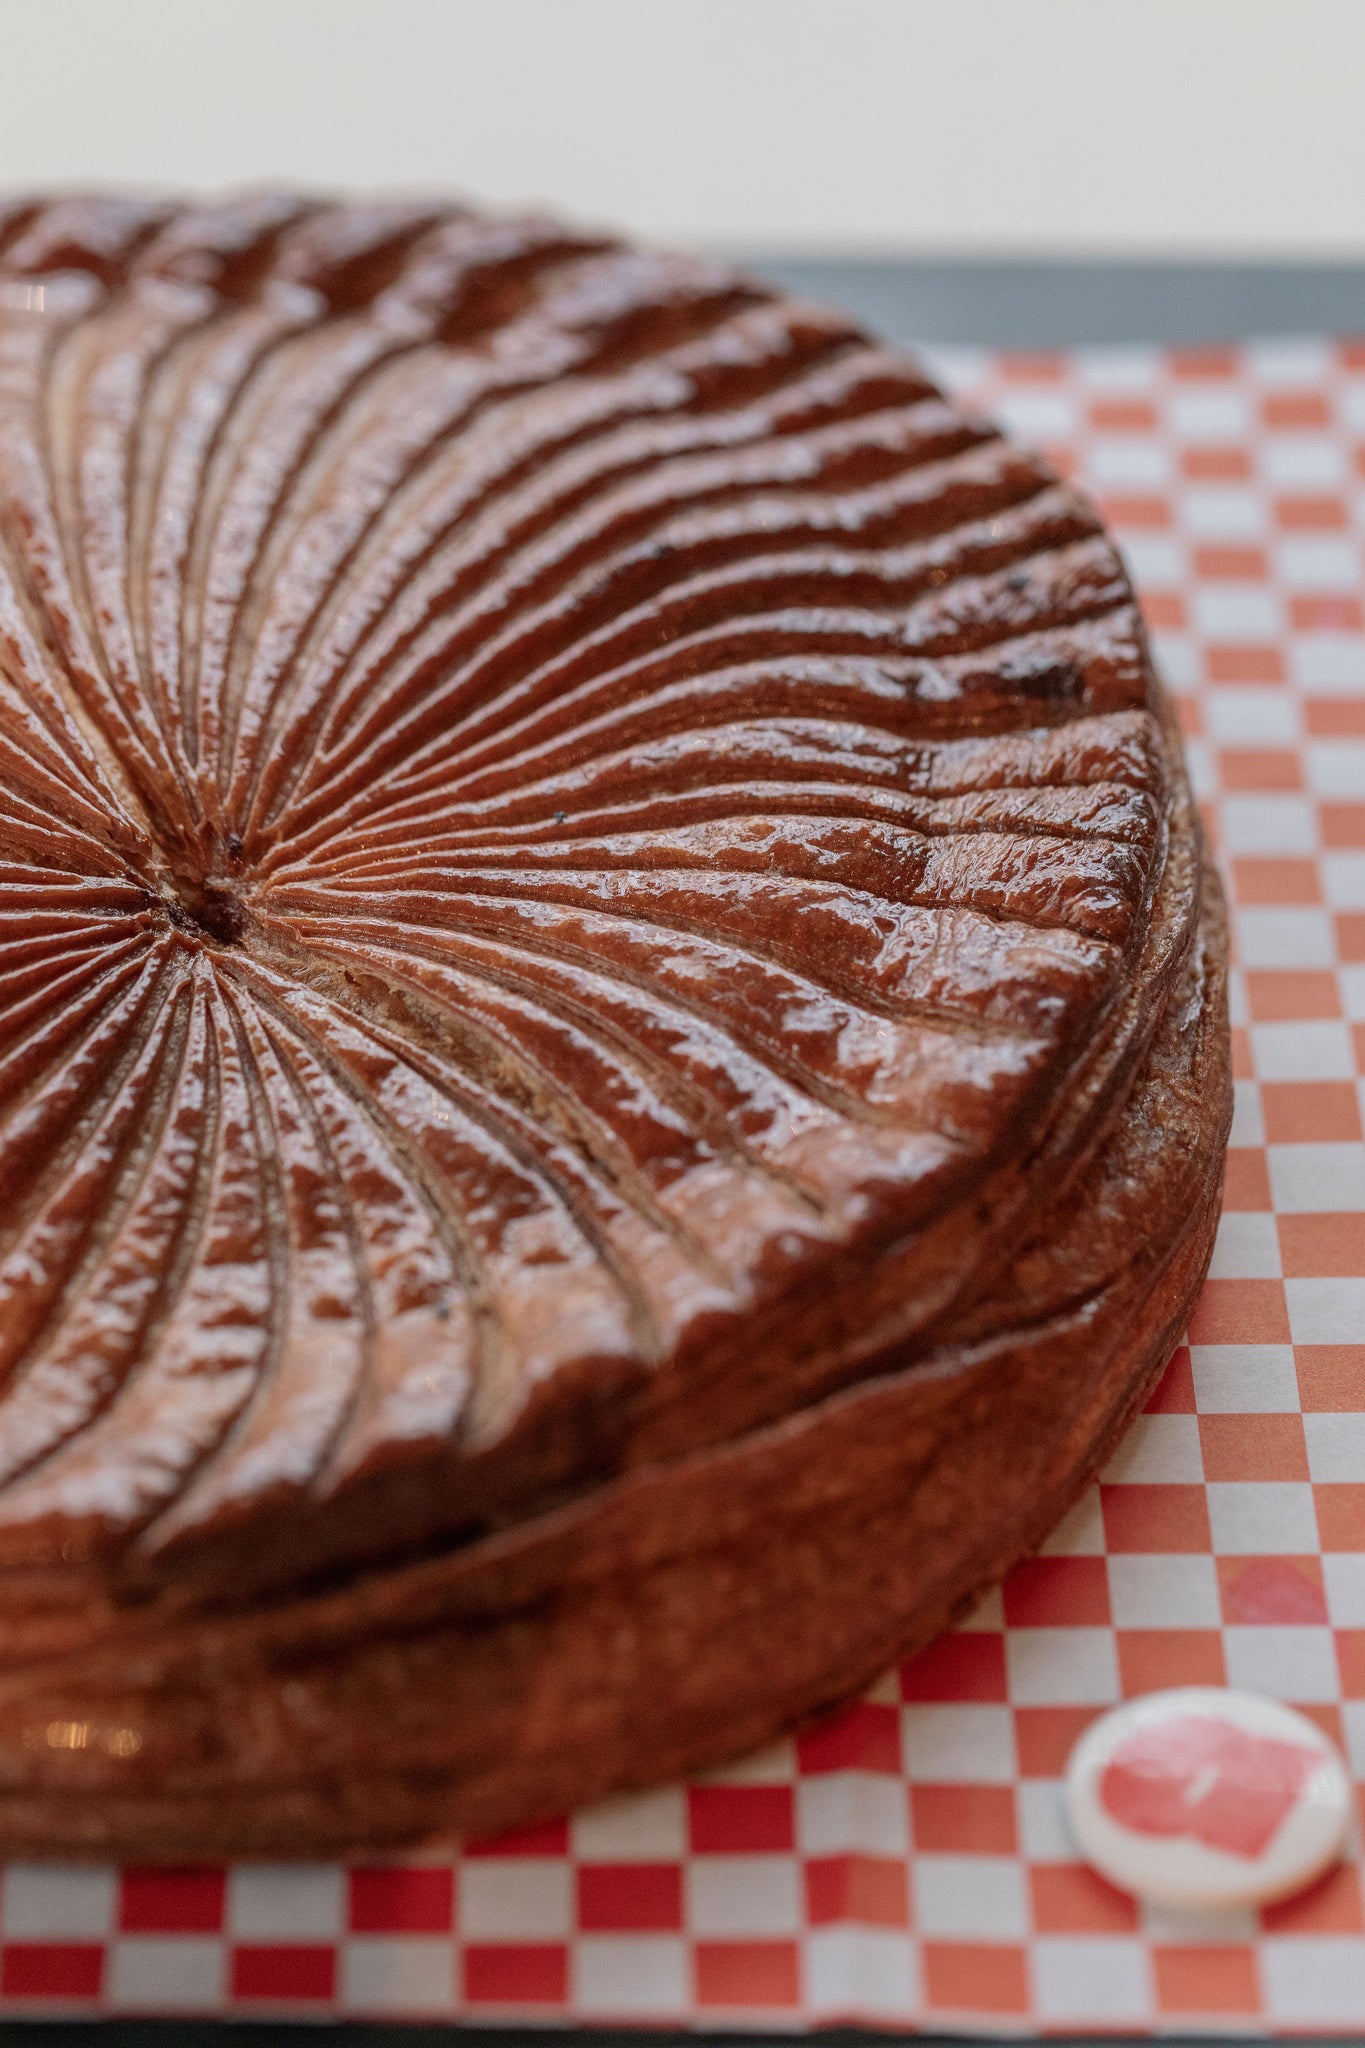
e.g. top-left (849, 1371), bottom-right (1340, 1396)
top-left (166, 876), bottom-right (247, 947)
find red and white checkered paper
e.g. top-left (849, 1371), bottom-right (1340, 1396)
top-left (0, 335), bottom-right (1363, 2033)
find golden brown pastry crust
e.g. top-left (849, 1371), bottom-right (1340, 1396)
top-left (0, 196), bottom-right (1229, 1856)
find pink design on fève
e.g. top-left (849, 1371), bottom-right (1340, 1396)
top-left (1099, 1714), bottom-right (1321, 1860)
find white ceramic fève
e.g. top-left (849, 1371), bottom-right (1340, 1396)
top-left (1065, 1687), bottom-right (1352, 1911)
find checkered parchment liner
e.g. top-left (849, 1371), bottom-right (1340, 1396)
top-left (0, 335), bottom-right (1362, 2033)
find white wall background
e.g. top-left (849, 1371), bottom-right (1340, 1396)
top-left (1, 0), bottom-right (1362, 257)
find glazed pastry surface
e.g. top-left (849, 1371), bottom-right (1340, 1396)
top-left (0, 197), bottom-right (1229, 1854)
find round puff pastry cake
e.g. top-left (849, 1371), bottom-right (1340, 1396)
top-left (0, 195), bottom-right (1229, 1857)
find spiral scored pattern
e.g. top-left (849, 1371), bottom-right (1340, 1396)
top-left (0, 195), bottom-right (1189, 1603)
